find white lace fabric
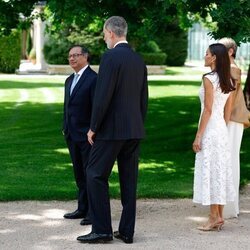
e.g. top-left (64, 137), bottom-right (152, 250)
top-left (193, 72), bottom-right (236, 205)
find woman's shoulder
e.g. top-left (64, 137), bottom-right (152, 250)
top-left (203, 72), bottom-right (218, 84)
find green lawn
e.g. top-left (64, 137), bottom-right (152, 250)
top-left (0, 70), bottom-right (249, 201)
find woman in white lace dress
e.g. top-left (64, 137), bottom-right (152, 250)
top-left (192, 43), bottom-right (236, 231)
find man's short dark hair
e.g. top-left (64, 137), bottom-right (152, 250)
top-left (68, 45), bottom-right (90, 62)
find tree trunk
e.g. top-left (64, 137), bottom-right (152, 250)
top-left (21, 29), bottom-right (28, 59)
top-left (243, 64), bottom-right (250, 110)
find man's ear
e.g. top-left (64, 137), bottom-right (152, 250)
top-left (228, 48), bottom-right (234, 57)
top-left (110, 30), bottom-right (115, 38)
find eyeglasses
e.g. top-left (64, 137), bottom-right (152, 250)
top-left (68, 53), bottom-right (83, 60)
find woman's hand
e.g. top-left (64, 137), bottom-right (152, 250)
top-left (192, 135), bottom-right (201, 153)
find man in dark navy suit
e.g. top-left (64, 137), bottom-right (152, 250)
top-left (62, 45), bottom-right (96, 226)
top-left (77, 16), bottom-right (148, 244)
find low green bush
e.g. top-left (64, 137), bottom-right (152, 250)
top-left (156, 22), bottom-right (187, 66)
top-left (43, 33), bottom-right (104, 65)
top-left (140, 52), bottom-right (167, 65)
top-left (0, 30), bottom-right (21, 73)
top-left (43, 37), bottom-right (70, 65)
top-left (44, 22), bottom-right (105, 65)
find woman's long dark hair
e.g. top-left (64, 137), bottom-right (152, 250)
top-left (204, 43), bottom-right (235, 93)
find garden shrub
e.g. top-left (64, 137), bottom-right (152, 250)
top-left (137, 40), bottom-right (167, 65)
top-left (43, 37), bottom-right (70, 65)
top-left (140, 52), bottom-right (167, 65)
top-left (156, 23), bottom-right (187, 66)
top-left (43, 32), bottom-right (105, 65)
top-left (0, 30), bottom-right (21, 73)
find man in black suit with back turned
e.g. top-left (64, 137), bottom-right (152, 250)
top-left (63, 45), bottom-right (96, 226)
top-left (77, 16), bottom-right (148, 244)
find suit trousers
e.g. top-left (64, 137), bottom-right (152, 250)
top-left (66, 138), bottom-right (91, 215)
top-left (87, 139), bottom-right (140, 237)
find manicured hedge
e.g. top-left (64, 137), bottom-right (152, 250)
top-left (0, 31), bottom-right (21, 73)
top-left (140, 52), bottom-right (167, 65)
top-left (156, 24), bottom-right (187, 66)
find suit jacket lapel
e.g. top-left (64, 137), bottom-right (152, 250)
top-left (70, 66), bottom-right (90, 100)
top-left (65, 74), bottom-right (73, 106)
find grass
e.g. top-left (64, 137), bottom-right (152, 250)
top-left (0, 69), bottom-right (249, 201)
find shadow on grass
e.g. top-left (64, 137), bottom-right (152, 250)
top-left (149, 80), bottom-right (201, 86)
top-left (0, 93), bottom-right (250, 200)
top-left (0, 101), bottom-right (73, 200)
top-left (137, 96), bottom-right (200, 198)
top-left (0, 80), bottom-right (63, 89)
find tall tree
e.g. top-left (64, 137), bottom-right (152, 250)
top-left (0, 0), bottom-right (38, 36)
top-left (1, 1), bottom-right (249, 70)
top-left (44, 0), bottom-right (187, 65)
top-left (1, 0), bottom-right (249, 45)
top-left (177, 0), bottom-right (250, 43)
top-left (45, 0), bottom-right (179, 48)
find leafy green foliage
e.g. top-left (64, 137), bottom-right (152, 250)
top-left (44, 0), bottom-right (180, 51)
top-left (43, 36), bottom-right (70, 65)
top-left (0, 31), bottom-right (21, 73)
top-left (156, 21), bottom-right (188, 66)
top-left (178, 0), bottom-right (250, 44)
top-left (42, 1), bottom-right (187, 65)
top-left (67, 21), bottom-right (105, 64)
top-left (209, 0), bottom-right (250, 43)
top-left (0, 0), bottom-right (37, 36)
top-left (138, 41), bottom-right (168, 65)
top-left (140, 53), bottom-right (167, 65)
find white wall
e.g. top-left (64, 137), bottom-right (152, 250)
top-left (187, 23), bottom-right (250, 70)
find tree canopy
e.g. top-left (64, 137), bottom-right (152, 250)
top-left (1, 0), bottom-right (249, 44)
top-left (0, 0), bottom-right (38, 36)
top-left (177, 0), bottom-right (250, 44)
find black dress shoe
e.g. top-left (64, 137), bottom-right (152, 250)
top-left (80, 217), bottom-right (92, 225)
top-left (77, 232), bottom-right (113, 243)
top-left (63, 209), bottom-right (85, 219)
top-left (114, 231), bottom-right (133, 244)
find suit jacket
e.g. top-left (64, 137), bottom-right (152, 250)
top-left (63, 66), bottom-right (97, 141)
top-left (90, 43), bottom-right (148, 140)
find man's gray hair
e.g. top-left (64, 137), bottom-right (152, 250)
top-left (104, 16), bottom-right (128, 37)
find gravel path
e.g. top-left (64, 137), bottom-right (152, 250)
top-left (1, 185), bottom-right (249, 250)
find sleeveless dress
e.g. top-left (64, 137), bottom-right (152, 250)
top-left (193, 72), bottom-right (235, 205)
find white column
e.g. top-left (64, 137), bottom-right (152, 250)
top-left (33, 4), bottom-right (47, 71)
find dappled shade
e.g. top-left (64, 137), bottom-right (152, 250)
top-left (0, 78), bottom-right (249, 200)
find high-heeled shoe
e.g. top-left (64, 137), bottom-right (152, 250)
top-left (213, 220), bottom-right (224, 231)
top-left (197, 219), bottom-right (223, 232)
